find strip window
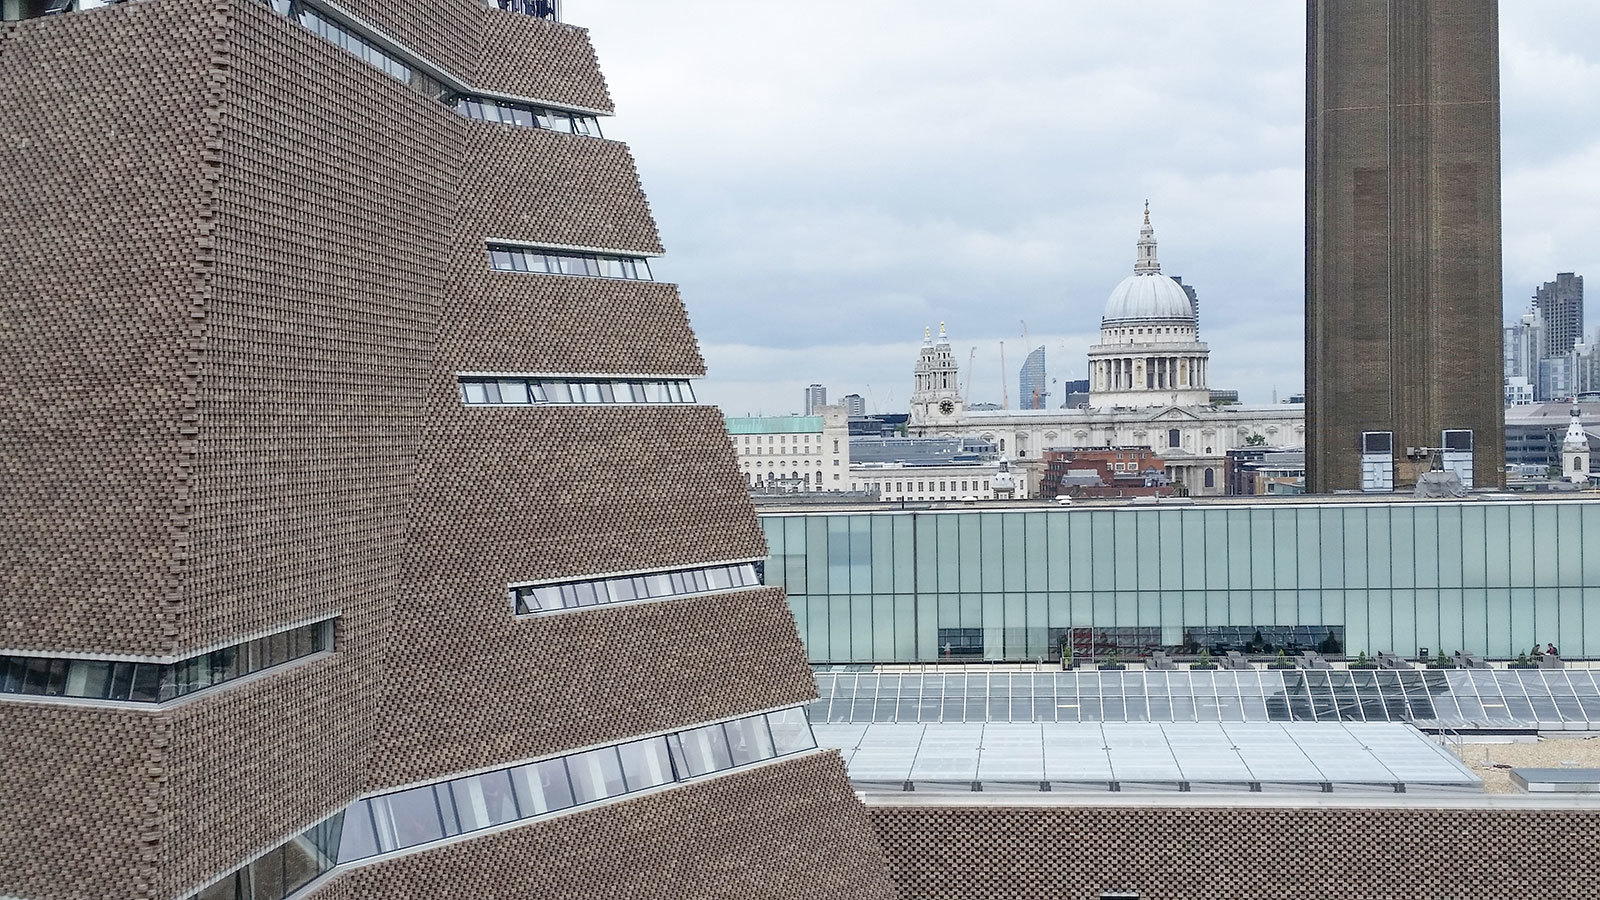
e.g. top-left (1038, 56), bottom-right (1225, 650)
top-left (0, 620), bottom-right (333, 705)
top-left (186, 813), bottom-right (343, 900)
top-left (459, 377), bottom-right (696, 406)
top-left (513, 562), bottom-right (761, 615)
top-left (487, 244), bottom-right (649, 280)
top-left (457, 99), bottom-right (602, 137)
top-left (336, 707), bottom-right (816, 863)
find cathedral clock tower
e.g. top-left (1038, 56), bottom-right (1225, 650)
top-left (909, 323), bottom-right (965, 428)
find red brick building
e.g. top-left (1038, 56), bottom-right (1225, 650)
top-left (1042, 447), bottom-right (1175, 499)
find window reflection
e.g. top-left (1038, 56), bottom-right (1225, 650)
top-left (485, 244), bottom-right (650, 281)
top-left (185, 813), bottom-right (343, 900)
top-left (567, 747), bottom-right (627, 803)
top-left (512, 562), bottom-right (761, 616)
top-left (1, 621), bottom-right (333, 705)
top-left (458, 97), bottom-right (602, 138)
top-left (337, 707), bottom-right (816, 864)
top-left (458, 377), bottom-right (695, 407)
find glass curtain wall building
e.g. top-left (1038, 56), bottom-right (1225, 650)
top-left (764, 501), bottom-right (1600, 663)
top-left (1018, 346), bottom-right (1047, 410)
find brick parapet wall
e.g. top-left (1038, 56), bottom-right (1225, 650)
top-left (872, 803), bottom-right (1600, 900)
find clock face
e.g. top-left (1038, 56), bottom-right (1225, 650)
top-left (938, 399), bottom-right (956, 416)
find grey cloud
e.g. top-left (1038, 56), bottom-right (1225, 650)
top-left (577, 0), bottom-right (1600, 411)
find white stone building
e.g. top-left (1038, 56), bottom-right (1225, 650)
top-left (906, 208), bottom-right (1305, 496)
top-left (726, 405), bottom-right (850, 491)
top-left (1564, 406), bottom-right (1593, 484)
top-left (848, 459), bottom-right (1026, 502)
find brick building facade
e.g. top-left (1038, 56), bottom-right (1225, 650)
top-left (0, 2), bottom-right (894, 898)
top-left (1306, 0), bottom-right (1505, 492)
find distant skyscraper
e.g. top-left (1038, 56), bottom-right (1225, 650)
top-left (1504, 306), bottom-right (1546, 384)
top-left (1019, 347), bottom-right (1047, 410)
top-left (804, 383), bottom-right (827, 415)
top-left (840, 393), bottom-right (867, 417)
top-left (1170, 275), bottom-right (1200, 327)
top-left (1535, 273), bottom-right (1584, 358)
top-left (1306, 0), bottom-right (1505, 491)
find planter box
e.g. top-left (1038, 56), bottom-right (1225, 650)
top-left (1347, 663), bottom-right (1379, 670)
top-left (1189, 664), bottom-right (1219, 671)
top-left (1509, 663), bottom-right (1538, 670)
top-left (1426, 664), bottom-right (1456, 670)
top-left (1267, 663), bottom-right (1296, 670)
top-left (1098, 664), bottom-right (1127, 671)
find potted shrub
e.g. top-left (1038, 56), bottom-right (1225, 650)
top-left (1509, 651), bottom-right (1537, 670)
top-left (1427, 649), bottom-right (1455, 670)
top-left (1190, 647), bottom-right (1218, 671)
top-left (1349, 650), bottom-right (1377, 670)
top-left (1060, 645), bottom-right (1076, 671)
top-left (1268, 649), bottom-right (1296, 670)
top-left (1099, 649), bottom-right (1126, 671)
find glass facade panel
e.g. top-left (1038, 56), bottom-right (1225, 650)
top-left (770, 503), bottom-right (1600, 663)
top-left (567, 747), bottom-right (627, 804)
top-left (3, 620), bottom-right (332, 705)
top-left (459, 377), bottom-right (693, 407)
top-left (325, 707), bottom-right (814, 866)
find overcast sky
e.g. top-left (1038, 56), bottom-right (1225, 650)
top-left (577, 1), bottom-right (1600, 416)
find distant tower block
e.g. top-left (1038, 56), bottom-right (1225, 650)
top-left (1307, 1), bottom-right (1505, 492)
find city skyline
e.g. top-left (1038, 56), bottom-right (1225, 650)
top-left (581, 0), bottom-right (1600, 416)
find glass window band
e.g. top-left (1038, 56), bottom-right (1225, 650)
top-left (512, 562), bottom-right (761, 615)
top-left (0, 620), bottom-right (334, 705)
top-left (337, 707), bottom-right (816, 863)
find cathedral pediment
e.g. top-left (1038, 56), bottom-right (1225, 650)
top-left (1150, 406), bottom-right (1203, 421)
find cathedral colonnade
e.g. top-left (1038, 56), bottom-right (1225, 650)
top-left (1093, 356), bottom-right (1206, 392)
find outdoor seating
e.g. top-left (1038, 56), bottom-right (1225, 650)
top-left (1376, 651), bottom-right (1412, 670)
top-left (1454, 651), bottom-right (1490, 669)
top-left (1297, 651), bottom-right (1333, 670)
top-left (1222, 651), bottom-right (1251, 670)
top-left (1148, 650), bottom-right (1178, 671)
top-left (1539, 653), bottom-right (1565, 669)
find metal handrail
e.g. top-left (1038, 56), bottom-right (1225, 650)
top-left (488, 0), bottom-right (558, 21)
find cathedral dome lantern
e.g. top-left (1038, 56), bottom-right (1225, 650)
top-left (1102, 203), bottom-right (1198, 325)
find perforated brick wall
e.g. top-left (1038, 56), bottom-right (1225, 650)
top-left (444, 276), bottom-right (706, 377)
top-left (1, 1), bottom-right (899, 897)
top-left (872, 803), bottom-right (1600, 900)
top-left (476, 10), bottom-right (613, 111)
top-left (0, 0), bottom-right (217, 656)
top-left (337, 0), bottom-right (482, 80)
top-left (461, 122), bottom-right (664, 255)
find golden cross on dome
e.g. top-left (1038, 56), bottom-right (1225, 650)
top-left (1144, 199), bottom-right (1150, 225)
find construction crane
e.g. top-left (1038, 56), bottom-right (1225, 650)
top-left (964, 347), bottom-right (976, 404)
top-left (1000, 340), bottom-right (1008, 410)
